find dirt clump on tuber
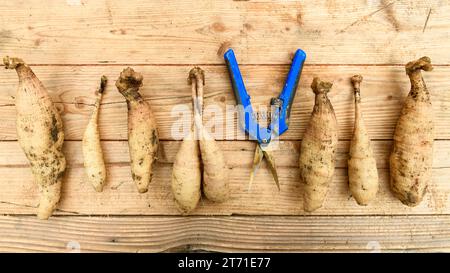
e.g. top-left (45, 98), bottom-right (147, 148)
top-left (4, 56), bottom-right (66, 219)
top-left (299, 77), bottom-right (338, 212)
top-left (390, 56), bottom-right (434, 206)
top-left (116, 68), bottom-right (159, 193)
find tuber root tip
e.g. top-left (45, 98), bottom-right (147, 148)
top-left (405, 56), bottom-right (433, 75)
top-left (98, 75), bottom-right (108, 94)
top-left (93, 184), bottom-right (104, 192)
top-left (37, 199), bottom-right (57, 220)
top-left (188, 66), bottom-right (205, 85)
top-left (115, 67), bottom-right (143, 93)
top-left (350, 74), bottom-right (363, 93)
top-left (137, 187), bottom-right (148, 194)
top-left (3, 56), bottom-right (25, 70)
top-left (311, 77), bottom-right (332, 94)
top-left (351, 74), bottom-right (363, 85)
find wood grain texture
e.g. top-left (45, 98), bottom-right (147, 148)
top-left (1, 0), bottom-right (450, 253)
top-left (0, 0), bottom-right (449, 65)
top-left (0, 215), bottom-right (449, 252)
top-left (1, 65), bottom-right (449, 140)
top-left (0, 143), bottom-right (449, 216)
top-left (2, 140), bottom-right (450, 169)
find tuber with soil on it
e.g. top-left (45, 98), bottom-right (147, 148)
top-left (348, 75), bottom-right (379, 206)
top-left (390, 56), bottom-right (434, 206)
top-left (189, 67), bottom-right (230, 203)
top-left (4, 56), bottom-right (66, 220)
top-left (82, 76), bottom-right (107, 192)
top-left (299, 77), bottom-right (338, 212)
top-left (171, 71), bottom-right (202, 213)
top-left (116, 68), bottom-right (159, 193)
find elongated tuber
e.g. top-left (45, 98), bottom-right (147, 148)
top-left (4, 56), bottom-right (66, 219)
top-left (116, 68), bottom-right (159, 193)
top-left (348, 75), bottom-right (378, 205)
top-left (171, 128), bottom-right (201, 213)
top-left (82, 76), bottom-right (107, 192)
top-left (171, 74), bottom-right (201, 213)
top-left (189, 67), bottom-right (230, 202)
top-left (390, 56), bottom-right (434, 206)
top-left (299, 77), bottom-right (338, 212)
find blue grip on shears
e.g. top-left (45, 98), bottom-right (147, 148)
top-left (273, 49), bottom-right (306, 135)
top-left (224, 49), bottom-right (270, 143)
top-left (224, 48), bottom-right (306, 144)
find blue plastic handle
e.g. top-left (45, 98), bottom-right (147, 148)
top-left (224, 49), bottom-right (306, 144)
top-left (224, 49), bottom-right (271, 143)
top-left (272, 49), bottom-right (306, 135)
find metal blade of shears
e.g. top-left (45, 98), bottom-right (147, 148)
top-left (249, 143), bottom-right (280, 191)
top-left (249, 143), bottom-right (264, 192)
top-left (262, 149), bottom-right (280, 191)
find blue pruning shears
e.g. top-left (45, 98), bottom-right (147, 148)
top-left (224, 49), bottom-right (306, 190)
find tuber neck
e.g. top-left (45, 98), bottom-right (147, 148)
top-left (408, 71), bottom-right (430, 101)
top-left (15, 64), bottom-right (36, 82)
top-left (121, 88), bottom-right (143, 102)
top-left (313, 92), bottom-right (331, 112)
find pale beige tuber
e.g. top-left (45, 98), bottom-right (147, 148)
top-left (116, 68), bottom-right (159, 193)
top-left (299, 77), bottom-right (338, 212)
top-left (171, 71), bottom-right (202, 213)
top-left (390, 56), bottom-right (434, 206)
top-left (189, 67), bottom-right (230, 203)
top-left (4, 56), bottom-right (66, 219)
top-left (82, 76), bottom-right (107, 192)
top-left (348, 75), bottom-right (378, 205)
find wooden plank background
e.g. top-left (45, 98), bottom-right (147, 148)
top-left (1, 0), bottom-right (450, 252)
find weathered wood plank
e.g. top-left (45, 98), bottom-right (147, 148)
top-left (1, 140), bottom-right (450, 169)
top-left (0, 1), bottom-right (448, 64)
top-left (0, 163), bottom-right (448, 216)
top-left (0, 139), bottom-right (448, 215)
top-left (0, 0), bottom-right (448, 254)
top-left (0, 215), bottom-right (449, 252)
top-left (1, 65), bottom-right (449, 140)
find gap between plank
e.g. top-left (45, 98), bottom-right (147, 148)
top-left (3, 139), bottom-right (450, 142)
top-left (1, 213), bottom-right (449, 218)
top-left (1, 161), bottom-right (449, 171)
top-left (21, 63), bottom-right (450, 67)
